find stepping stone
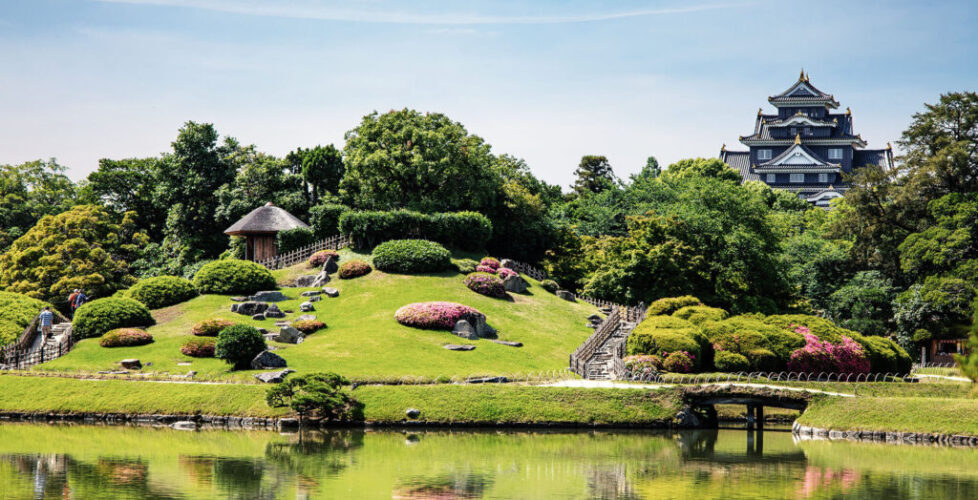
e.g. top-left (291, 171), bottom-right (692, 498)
top-left (274, 321), bottom-right (291, 328)
top-left (230, 296), bottom-right (247, 302)
top-left (322, 287), bottom-right (339, 297)
top-left (252, 313), bottom-right (266, 320)
top-left (490, 339), bottom-right (523, 347)
top-left (254, 368), bottom-right (295, 384)
top-left (308, 295), bottom-right (321, 302)
top-left (444, 344), bottom-right (476, 351)
top-left (299, 301), bottom-right (315, 312)
top-left (120, 359), bottom-right (142, 370)
top-left (301, 290), bottom-right (322, 297)
top-left (296, 314), bottom-right (316, 322)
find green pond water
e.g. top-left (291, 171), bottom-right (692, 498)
top-left (2, 424), bottom-right (978, 499)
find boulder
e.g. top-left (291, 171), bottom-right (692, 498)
top-left (293, 275), bottom-right (319, 287)
top-left (251, 313), bottom-right (266, 321)
top-left (230, 296), bottom-right (247, 302)
top-left (322, 287), bottom-right (339, 298)
top-left (499, 259), bottom-right (517, 270)
top-left (254, 368), bottom-right (296, 384)
top-left (310, 270), bottom-right (331, 287)
top-left (301, 290), bottom-right (322, 297)
top-left (405, 408), bottom-right (421, 419)
top-left (249, 291), bottom-right (288, 302)
top-left (308, 295), bottom-right (321, 303)
top-left (231, 301), bottom-right (268, 316)
top-left (599, 306), bottom-right (613, 314)
top-left (444, 344), bottom-right (476, 351)
top-left (322, 256), bottom-right (339, 274)
top-left (451, 320), bottom-right (478, 340)
top-left (257, 328), bottom-right (269, 334)
top-left (296, 314), bottom-right (316, 322)
top-left (490, 339), bottom-right (523, 347)
top-left (556, 290), bottom-right (576, 302)
top-left (299, 301), bottom-right (315, 312)
top-left (264, 304), bottom-right (286, 319)
top-left (501, 274), bottom-right (528, 293)
top-left (263, 333), bottom-right (279, 343)
top-left (251, 350), bottom-right (287, 370)
top-left (277, 326), bottom-right (305, 344)
top-left (120, 359), bottom-right (142, 370)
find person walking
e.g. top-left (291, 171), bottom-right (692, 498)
top-left (38, 306), bottom-right (54, 343)
top-left (67, 289), bottom-right (79, 318)
top-left (71, 289), bottom-right (88, 316)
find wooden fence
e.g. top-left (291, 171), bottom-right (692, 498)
top-left (255, 234), bottom-right (352, 270)
top-left (1, 314), bottom-right (72, 370)
top-left (569, 308), bottom-right (621, 377)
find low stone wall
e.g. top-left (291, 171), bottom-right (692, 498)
top-left (792, 421), bottom-right (978, 447)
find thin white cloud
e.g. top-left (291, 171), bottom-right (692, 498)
top-left (94, 0), bottom-right (747, 25)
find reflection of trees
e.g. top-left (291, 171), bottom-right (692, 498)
top-left (263, 429), bottom-right (365, 497)
top-left (586, 464), bottom-right (642, 500)
top-left (1, 454), bottom-right (177, 500)
top-left (392, 472), bottom-right (494, 499)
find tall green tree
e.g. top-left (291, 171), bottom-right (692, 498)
top-left (572, 155), bottom-right (616, 195)
top-left (0, 159), bottom-right (79, 252)
top-left (87, 157), bottom-right (166, 241)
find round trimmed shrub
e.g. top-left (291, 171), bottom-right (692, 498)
top-left (672, 305), bottom-right (727, 325)
top-left (663, 351), bottom-right (694, 373)
top-left (338, 260), bottom-right (372, 279)
top-left (99, 328), bottom-right (153, 348)
top-left (73, 298), bottom-right (155, 340)
top-left (479, 257), bottom-right (500, 270)
top-left (293, 319), bottom-right (326, 334)
top-left (181, 337), bottom-right (216, 358)
top-left (394, 302), bottom-right (485, 330)
top-left (453, 258), bottom-right (479, 274)
top-left (714, 351), bottom-right (750, 372)
top-left (192, 318), bottom-right (236, 337)
top-left (308, 250), bottom-right (340, 267)
top-left (475, 265), bottom-right (497, 274)
top-left (540, 280), bottom-right (559, 294)
top-left (372, 239), bottom-right (451, 274)
top-left (124, 276), bottom-right (198, 309)
top-left (215, 325), bottom-right (266, 370)
top-left (463, 272), bottom-right (506, 298)
top-left (746, 348), bottom-right (780, 371)
top-left (192, 259), bottom-right (276, 295)
top-left (646, 296), bottom-right (703, 316)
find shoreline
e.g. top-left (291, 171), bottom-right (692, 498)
top-left (792, 421), bottom-right (978, 447)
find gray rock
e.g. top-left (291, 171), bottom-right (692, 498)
top-left (673, 406), bottom-right (701, 427)
top-left (251, 313), bottom-right (266, 321)
top-left (444, 344), bottom-right (476, 351)
top-left (587, 313), bottom-right (603, 322)
top-left (185, 371), bottom-right (197, 378)
top-left (120, 359), bottom-right (141, 370)
top-left (274, 321), bottom-right (291, 328)
top-left (490, 339), bottom-right (523, 347)
top-left (322, 287), bottom-right (339, 297)
top-left (263, 333), bottom-right (279, 343)
top-left (466, 376), bottom-right (508, 384)
top-left (405, 408), bottom-right (421, 419)
top-left (501, 273), bottom-right (528, 293)
top-left (556, 290), bottom-right (575, 302)
top-left (230, 296), bottom-right (247, 302)
top-left (257, 328), bottom-right (269, 334)
top-left (231, 301), bottom-right (268, 316)
top-left (249, 291), bottom-right (288, 302)
top-left (308, 295), bottom-right (321, 302)
top-left (452, 320), bottom-right (479, 340)
top-left (322, 256), bottom-right (339, 274)
top-left (264, 304), bottom-right (285, 318)
top-left (251, 350), bottom-right (287, 370)
top-left (296, 314), bottom-right (316, 322)
top-left (599, 306), bottom-right (613, 314)
top-left (254, 368), bottom-right (296, 384)
top-left (301, 290), bottom-right (322, 297)
top-left (293, 274), bottom-right (319, 287)
top-left (299, 301), bottom-right (315, 312)
top-left (277, 326), bottom-right (305, 344)
top-left (499, 259), bottom-right (517, 270)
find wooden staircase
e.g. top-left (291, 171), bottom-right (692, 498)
top-left (584, 321), bottom-right (635, 380)
top-left (0, 318), bottom-right (74, 370)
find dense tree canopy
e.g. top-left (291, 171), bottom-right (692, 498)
top-left (572, 155), bottom-right (616, 195)
top-left (0, 159), bottom-right (81, 252)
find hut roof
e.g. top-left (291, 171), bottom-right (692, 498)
top-left (224, 202), bottom-right (309, 235)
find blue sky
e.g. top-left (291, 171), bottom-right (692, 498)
top-left (1, 0), bottom-right (976, 187)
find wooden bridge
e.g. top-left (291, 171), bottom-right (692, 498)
top-left (681, 385), bottom-right (814, 430)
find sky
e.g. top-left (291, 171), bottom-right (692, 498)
top-left (1, 0), bottom-right (977, 188)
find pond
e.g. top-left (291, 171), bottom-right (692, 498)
top-left (2, 424), bottom-right (977, 499)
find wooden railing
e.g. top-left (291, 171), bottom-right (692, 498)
top-left (1, 313), bottom-right (72, 370)
top-left (255, 234), bottom-right (352, 270)
top-left (569, 308), bottom-right (621, 377)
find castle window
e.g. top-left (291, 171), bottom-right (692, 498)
top-left (766, 173), bottom-right (775, 183)
top-left (819, 173), bottom-right (828, 183)
top-left (828, 148), bottom-right (843, 160)
top-left (789, 127), bottom-right (796, 136)
top-left (758, 149), bottom-right (772, 160)
top-left (790, 173), bottom-right (804, 183)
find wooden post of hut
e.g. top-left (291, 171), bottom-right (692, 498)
top-left (224, 202), bottom-right (310, 262)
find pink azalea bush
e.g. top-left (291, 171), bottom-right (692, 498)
top-left (662, 351), bottom-right (694, 373)
top-left (475, 265), bottom-right (497, 274)
top-left (463, 272), bottom-right (506, 298)
top-left (624, 354), bottom-right (662, 375)
top-left (100, 328), bottom-right (153, 347)
top-left (395, 302), bottom-right (486, 330)
top-left (496, 268), bottom-right (519, 279)
top-left (788, 333), bottom-right (870, 374)
top-left (308, 249), bottom-right (339, 267)
top-left (479, 257), bottom-right (500, 271)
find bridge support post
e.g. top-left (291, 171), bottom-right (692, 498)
top-left (756, 405), bottom-right (764, 430)
top-left (746, 404), bottom-right (756, 430)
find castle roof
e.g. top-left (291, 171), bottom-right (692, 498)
top-left (768, 70), bottom-right (840, 108)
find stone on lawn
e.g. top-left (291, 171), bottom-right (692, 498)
top-left (249, 291), bottom-right (288, 302)
top-left (296, 314), bottom-right (316, 322)
top-left (120, 359), bottom-right (142, 370)
top-left (251, 350), bottom-right (287, 370)
top-left (451, 320), bottom-right (479, 340)
top-left (322, 287), bottom-right (339, 297)
top-left (231, 301), bottom-right (268, 316)
top-left (322, 256), bottom-right (339, 274)
top-left (299, 301), bottom-right (315, 312)
top-left (277, 326), bottom-right (305, 344)
top-left (499, 259), bottom-right (517, 269)
top-left (293, 275), bottom-right (318, 287)
top-left (308, 295), bottom-right (321, 302)
top-left (254, 368), bottom-right (295, 384)
top-left (264, 304), bottom-right (286, 318)
top-left (274, 321), bottom-right (291, 328)
top-left (556, 290), bottom-right (576, 302)
top-left (257, 328), bottom-right (269, 335)
top-left (490, 339), bottom-right (523, 347)
top-left (444, 344), bottom-right (476, 351)
top-left (587, 313), bottom-right (603, 322)
top-left (263, 333), bottom-right (279, 343)
top-left (251, 313), bottom-right (266, 321)
top-left (301, 290), bottom-right (322, 297)
top-left (501, 274), bottom-right (528, 293)
top-left (405, 408), bottom-right (421, 419)
top-left (230, 296), bottom-right (247, 302)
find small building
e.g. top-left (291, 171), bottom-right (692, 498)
top-left (926, 338), bottom-right (969, 365)
top-left (224, 202), bottom-right (310, 262)
top-left (719, 70), bottom-right (894, 207)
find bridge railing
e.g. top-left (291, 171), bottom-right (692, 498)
top-left (621, 370), bottom-right (921, 384)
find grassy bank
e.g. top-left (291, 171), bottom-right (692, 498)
top-left (798, 395), bottom-right (978, 436)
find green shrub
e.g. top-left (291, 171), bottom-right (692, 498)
top-left (309, 203), bottom-right (350, 238)
top-left (663, 351), bottom-right (694, 373)
top-left (714, 351), bottom-right (750, 372)
top-left (646, 296), bottom-right (703, 316)
top-left (276, 227), bottom-right (316, 254)
top-left (339, 209), bottom-right (492, 250)
top-left (226, 236), bottom-right (246, 259)
top-left (453, 258), bottom-right (479, 274)
top-left (540, 280), bottom-right (559, 293)
top-left (701, 316), bottom-right (804, 366)
top-left (746, 348), bottom-right (780, 371)
top-left (180, 337), bottom-right (216, 357)
top-left (123, 276), bottom-right (198, 309)
top-left (293, 319), bottom-right (326, 334)
top-left (215, 325), bottom-right (266, 370)
top-left (191, 318), bottom-right (236, 337)
top-left (0, 291), bottom-right (57, 345)
top-left (99, 328), bottom-right (153, 347)
top-left (851, 333), bottom-right (913, 373)
top-left (672, 305), bottom-right (727, 325)
top-left (73, 298), bottom-right (155, 340)
top-left (193, 259), bottom-right (276, 295)
top-left (372, 239), bottom-right (452, 274)
top-left (338, 260), bottom-right (372, 279)
top-left (181, 259), bottom-right (214, 280)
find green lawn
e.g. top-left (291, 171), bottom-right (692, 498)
top-left (36, 248), bottom-right (597, 382)
top-left (798, 395), bottom-right (978, 436)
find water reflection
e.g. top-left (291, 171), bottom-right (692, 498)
top-left (1, 425), bottom-right (978, 499)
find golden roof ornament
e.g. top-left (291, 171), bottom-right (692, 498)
top-left (799, 68), bottom-right (805, 81)
top-left (846, 107), bottom-right (852, 115)
top-left (721, 143), bottom-right (727, 151)
top-left (794, 133), bottom-right (802, 145)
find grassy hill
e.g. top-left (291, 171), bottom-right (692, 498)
top-left (37, 249), bottom-right (597, 382)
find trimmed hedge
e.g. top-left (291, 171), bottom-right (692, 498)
top-left (373, 239), bottom-right (452, 274)
top-left (124, 276), bottom-right (198, 309)
top-left (339, 210), bottom-right (492, 250)
top-left (73, 298), bottom-right (155, 340)
top-left (672, 305), bottom-right (727, 325)
top-left (99, 328), bottom-right (153, 348)
top-left (714, 351), bottom-right (750, 372)
top-left (463, 272), bottom-right (506, 298)
top-left (276, 227), bottom-right (316, 254)
top-left (646, 296), bottom-right (703, 316)
top-left (453, 258), bottom-right (479, 274)
top-left (338, 260), bottom-right (372, 279)
top-left (0, 291), bottom-right (57, 345)
top-left (180, 337), bottom-right (216, 358)
top-left (293, 319), bottom-right (326, 334)
top-left (215, 325), bottom-right (266, 370)
top-left (191, 318), bottom-right (236, 337)
top-left (540, 280), bottom-right (559, 294)
top-left (663, 351), bottom-right (694, 373)
top-left (394, 302), bottom-right (485, 330)
top-left (193, 259), bottom-right (276, 295)
top-left (309, 203), bottom-right (350, 238)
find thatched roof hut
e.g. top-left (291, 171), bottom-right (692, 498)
top-left (224, 202), bottom-right (309, 261)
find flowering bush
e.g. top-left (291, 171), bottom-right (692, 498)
top-left (100, 328), bottom-right (153, 347)
top-left (338, 260), bottom-right (372, 279)
top-left (624, 354), bottom-right (662, 375)
top-left (496, 268), bottom-right (519, 279)
top-left (464, 272), bottom-right (506, 298)
top-left (788, 333), bottom-right (870, 374)
top-left (663, 351), bottom-right (694, 373)
top-left (293, 319), bottom-right (326, 334)
top-left (180, 337), bottom-right (216, 357)
top-left (308, 250), bottom-right (339, 267)
top-left (395, 302), bottom-right (485, 330)
top-left (479, 257), bottom-right (500, 271)
top-left (191, 318), bottom-right (236, 337)
top-left (475, 265), bottom-right (497, 274)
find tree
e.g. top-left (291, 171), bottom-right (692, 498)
top-left (215, 152), bottom-right (308, 228)
top-left (661, 158), bottom-right (741, 184)
top-left (302, 145), bottom-right (344, 203)
top-left (87, 157), bottom-right (166, 241)
top-left (898, 192), bottom-right (978, 283)
top-left (0, 159), bottom-right (79, 252)
top-left (266, 372), bottom-right (360, 423)
top-left (828, 271), bottom-right (897, 336)
top-left (893, 276), bottom-right (976, 350)
top-left (340, 109), bottom-right (500, 213)
top-left (572, 155), bottom-right (616, 195)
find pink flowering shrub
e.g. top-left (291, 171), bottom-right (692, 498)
top-left (496, 268), bottom-right (519, 279)
top-left (479, 257), bottom-right (500, 270)
top-left (475, 265), bottom-right (497, 274)
top-left (624, 354), bottom-right (662, 375)
top-left (663, 351), bottom-right (694, 373)
top-left (463, 272), bottom-right (506, 298)
top-left (308, 250), bottom-right (339, 267)
top-left (788, 333), bottom-right (870, 374)
top-left (395, 302), bottom-right (486, 330)
top-left (100, 328), bottom-right (153, 347)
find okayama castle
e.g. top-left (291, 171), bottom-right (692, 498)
top-left (720, 71), bottom-right (894, 207)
